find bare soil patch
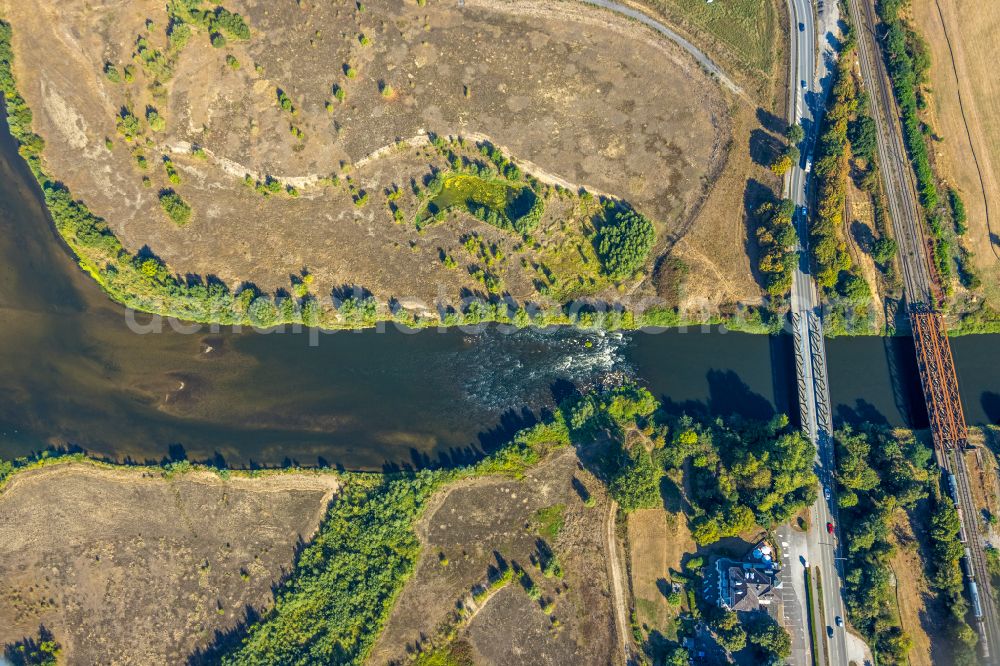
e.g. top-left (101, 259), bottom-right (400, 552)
top-left (1, 0), bottom-right (731, 308)
top-left (0, 462), bottom-right (338, 665)
top-left (367, 448), bottom-right (615, 665)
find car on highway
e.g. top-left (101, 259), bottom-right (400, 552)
top-left (836, 616), bottom-right (844, 628)
top-left (827, 626), bottom-right (834, 638)
top-left (801, 80), bottom-right (807, 88)
top-left (824, 486), bottom-right (831, 500)
top-left (799, 22), bottom-right (805, 31)
top-left (826, 521), bottom-right (834, 534)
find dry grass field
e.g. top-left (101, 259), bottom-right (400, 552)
top-left (632, 0), bottom-right (784, 105)
top-left (0, 462), bottom-right (338, 665)
top-left (0, 0), bottom-right (749, 310)
top-left (913, 0), bottom-right (1000, 297)
top-left (367, 448), bottom-right (616, 665)
top-left (626, 505), bottom-right (694, 641)
top-left (888, 511), bottom-right (937, 666)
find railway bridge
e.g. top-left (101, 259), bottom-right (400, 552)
top-left (848, 0), bottom-right (1000, 657)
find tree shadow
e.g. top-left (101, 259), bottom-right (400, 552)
top-left (743, 178), bottom-right (778, 293)
top-left (330, 284), bottom-right (373, 302)
top-left (850, 220), bottom-right (875, 254)
top-left (3, 624), bottom-right (59, 665)
top-left (476, 407), bottom-right (539, 454)
top-left (982, 392), bottom-right (1000, 424)
top-left (835, 399), bottom-right (890, 427)
top-left (749, 128), bottom-right (783, 168)
top-left (706, 369), bottom-right (775, 420)
top-left (756, 107), bottom-right (786, 135)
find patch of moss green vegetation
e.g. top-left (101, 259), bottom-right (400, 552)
top-left (417, 172), bottom-right (539, 235)
top-left (532, 504), bottom-right (566, 540)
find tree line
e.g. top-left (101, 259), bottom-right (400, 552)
top-left (835, 425), bottom-right (977, 665)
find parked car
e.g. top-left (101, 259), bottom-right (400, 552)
top-left (827, 522), bottom-right (834, 534)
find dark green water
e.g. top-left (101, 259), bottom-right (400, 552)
top-left (0, 113), bottom-right (996, 470)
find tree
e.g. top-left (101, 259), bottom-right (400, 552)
top-left (748, 614), bottom-right (792, 663)
top-left (713, 610), bottom-right (747, 653)
top-left (608, 445), bottom-right (661, 512)
top-left (786, 122), bottom-right (805, 145)
top-left (871, 236), bottom-right (897, 264)
top-left (770, 153), bottom-right (792, 176)
top-left (146, 108), bottom-right (166, 132)
top-left (848, 115), bottom-right (877, 161)
top-left (595, 207), bottom-right (655, 279)
top-left (115, 107), bottom-right (141, 141)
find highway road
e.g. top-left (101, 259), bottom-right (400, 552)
top-left (784, 1), bottom-right (852, 665)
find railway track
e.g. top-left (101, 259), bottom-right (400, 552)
top-left (945, 449), bottom-right (999, 662)
top-left (849, 0), bottom-right (1000, 659)
top-left (850, 0), bottom-right (932, 303)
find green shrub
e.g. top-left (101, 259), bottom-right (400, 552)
top-left (949, 188), bottom-right (967, 235)
top-left (158, 189), bottom-right (192, 225)
top-left (103, 62), bottom-right (121, 83)
top-left (276, 88), bottom-right (295, 113)
top-left (163, 157), bottom-right (180, 184)
top-left (871, 236), bottom-right (897, 264)
top-left (115, 107), bottom-right (141, 141)
top-left (146, 108), bottom-right (166, 132)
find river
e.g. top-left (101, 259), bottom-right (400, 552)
top-left (0, 112), bottom-right (997, 470)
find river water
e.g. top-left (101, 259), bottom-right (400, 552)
top-left (0, 113), bottom-right (997, 470)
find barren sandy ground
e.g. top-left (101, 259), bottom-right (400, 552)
top-left (913, 0), bottom-right (1000, 287)
top-left (368, 448), bottom-right (615, 665)
top-left (0, 462), bottom-right (338, 665)
top-left (0, 0), bottom-right (743, 308)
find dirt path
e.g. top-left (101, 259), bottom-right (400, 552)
top-left (606, 501), bottom-right (633, 664)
